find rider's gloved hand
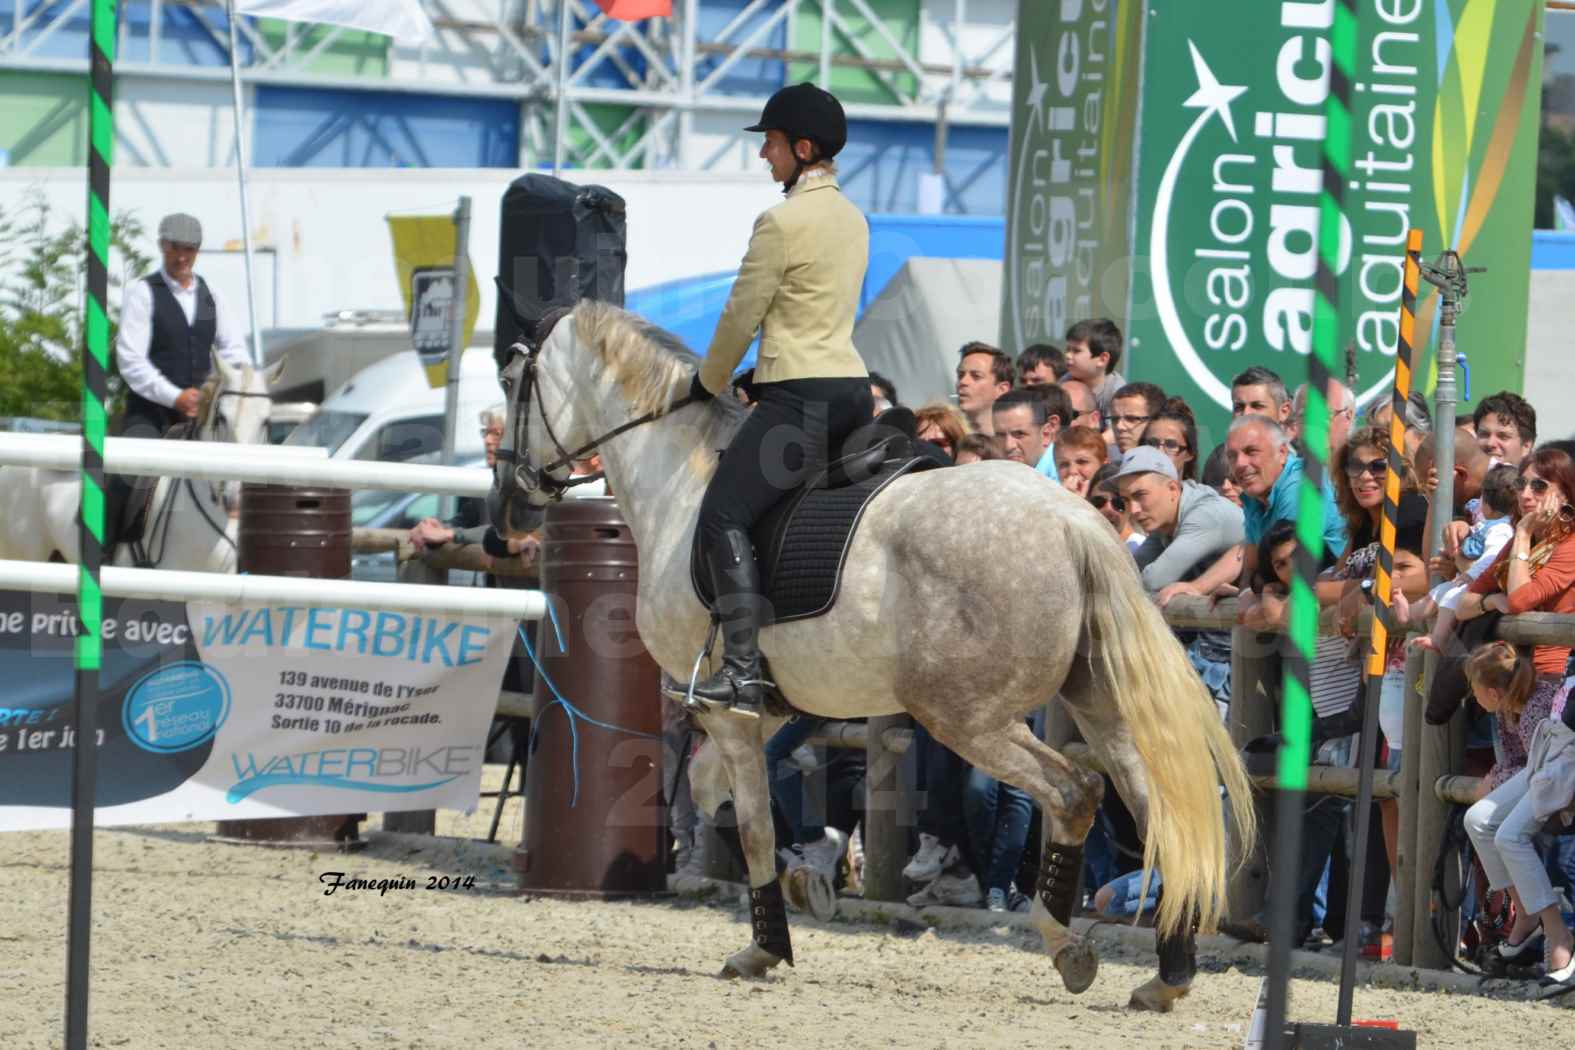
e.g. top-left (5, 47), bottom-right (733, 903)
top-left (689, 373), bottom-right (715, 403)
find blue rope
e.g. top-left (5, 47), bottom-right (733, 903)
top-left (518, 622), bottom-right (658, 808)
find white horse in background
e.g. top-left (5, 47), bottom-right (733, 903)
top-left (0, 351), bottom-right (279, 572)
top-left (492, 301), bottom-right (1255, 1009)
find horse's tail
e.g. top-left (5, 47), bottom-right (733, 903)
top-left (1067, 514), bottom-right (1255, 939)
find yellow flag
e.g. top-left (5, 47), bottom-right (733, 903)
top-left (386, 215), bottom-right (481, 388)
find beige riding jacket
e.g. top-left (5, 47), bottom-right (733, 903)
top-left (697, 173), bottom-right (870, 396)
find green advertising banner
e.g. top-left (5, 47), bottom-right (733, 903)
top-left (1123, 0), bottom-right (1544, 443)
top-left (1000, 0), bottom-right (1145, 354)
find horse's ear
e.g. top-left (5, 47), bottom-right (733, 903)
top-left (211, 348), bottom-right (237, 382)
top-left (263, 354), bottom-right (288, 387)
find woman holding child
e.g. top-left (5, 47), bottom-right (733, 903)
top-left (1455, 446), bottom-right (1575, 983)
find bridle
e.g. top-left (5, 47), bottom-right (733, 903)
top-left (495, 332), bottom-right (701, 505)
top-left (132, 385), bottom-right (273, 567)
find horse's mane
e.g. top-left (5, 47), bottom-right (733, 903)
top-left (571, 300), bottom-right (746, 446)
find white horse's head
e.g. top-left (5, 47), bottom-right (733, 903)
top-left (197, 350), bottom-right (284, 510)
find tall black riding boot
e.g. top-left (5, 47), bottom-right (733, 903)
top-left (690, 528), bottom-right (772, 718)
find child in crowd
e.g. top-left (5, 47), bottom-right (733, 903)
top-left (1413, 463), bottom-right (1518, 654)
top-left (953, 433), bottom-right (1006, 464)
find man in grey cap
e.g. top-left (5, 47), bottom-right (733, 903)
top-left (106, 212), bottom-right (251, 547)
top-left (1117, 445), bottom-right (1244, 603)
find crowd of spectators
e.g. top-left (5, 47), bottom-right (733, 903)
top-left (673, 320), bottom-right (1575, 983)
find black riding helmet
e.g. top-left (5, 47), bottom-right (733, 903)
top-left (745, 82), bottom-right (848, 162)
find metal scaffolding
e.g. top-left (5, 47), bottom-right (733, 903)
top-left (0, 0), bottom-right (1015, 171)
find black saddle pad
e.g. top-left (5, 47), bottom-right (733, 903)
top-left (691, 454), bottom-right (937, 626)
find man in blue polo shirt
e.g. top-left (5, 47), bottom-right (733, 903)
top-left (1226, 412), bottom-right (1347, 578)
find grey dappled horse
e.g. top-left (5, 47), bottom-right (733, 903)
top-left (491, 301), bottom-right (1253, 1007)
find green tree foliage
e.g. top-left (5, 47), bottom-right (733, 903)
top-left (0, 191), bottom-right (151, 422)
top-left (1536, 122), bottom-right (1575, 231)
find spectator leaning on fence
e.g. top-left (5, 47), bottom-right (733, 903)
top-left (1109, 381), bottom-right (1166, 455)
top-left (954, 342), bottom-right (1014, 435)
top-left (1462, 641), bottom-right (1575, 984)
top-left (1226, 413), bottom-right (1348, 583)
top-left (1473, 391), bottom-right (1537, 468)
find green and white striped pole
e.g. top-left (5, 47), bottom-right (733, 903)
top-left (67, 2), bottom-right (116, 1046)
top-left (1265, 0), bottom-right (1357, 1045)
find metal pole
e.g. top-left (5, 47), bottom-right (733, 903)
top-left (440, 196), bottom-right (472, 521)
top-left (69, 4), bottom-right (116, 1045)
top-left (553, 0), bottom-right (571, 175)
top-left (1419, 252), bottom-right (1479, 579)
top-left (226, 0), bottom-right (264, 367)
top-left (820, 0), bottom-right (832, 88)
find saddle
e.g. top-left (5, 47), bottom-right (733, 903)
top-left (689, 413), bottom-right (943, 626)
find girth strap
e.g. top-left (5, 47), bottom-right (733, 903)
top-left (1037, 843), bottom-right (1084, 926)
top-left (749, 880), bottom-right (795, 966)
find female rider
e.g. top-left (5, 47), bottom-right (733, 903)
top-left (681, 83), bottom-right (873, 717)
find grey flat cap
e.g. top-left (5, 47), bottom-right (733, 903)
top-left (1114, 445), bottom-right (1179, 482)
top-left (157, 213), bottom-right (203, 247)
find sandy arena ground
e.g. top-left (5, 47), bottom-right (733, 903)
top-left (2, 766), bottom-right (1569, 1050)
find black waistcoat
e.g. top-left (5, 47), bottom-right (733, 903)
top-left (142, 272), bottom-right (217, 392)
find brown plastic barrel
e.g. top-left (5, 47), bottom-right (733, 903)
top-left (515, 498), bottom-right (666, 897)
top-left (213, 485), bottom-right (364, 850)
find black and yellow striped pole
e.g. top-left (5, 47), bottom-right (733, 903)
top-left (67, 2), bottom-right (115, 1047)
top-left (1329, 229), bottom-right (1423, 1026)
top-left (1266, 0), bottom-right (1357, 1044)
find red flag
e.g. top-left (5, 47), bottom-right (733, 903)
top-left (593, 0), bottom-right (672, 19)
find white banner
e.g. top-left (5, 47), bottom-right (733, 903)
top-left (0, 592), bottom-right (515, 831)
top-left (234, 0), bottom-right (434, 44)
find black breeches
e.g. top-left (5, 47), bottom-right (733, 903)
top-left (696, 377), bottom-right (873, 558)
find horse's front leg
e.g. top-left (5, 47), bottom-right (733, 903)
top-left (695, 710), bottom-right (792, 979)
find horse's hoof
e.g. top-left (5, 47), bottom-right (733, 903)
top-left (803, 869), bottom-right (837, 922)
top-left (1052, 938), bottom-right (1099, 994)
top-left (720, 942), bottom-right (783, 980)
top-left (1128, 975), bottom-right (1191, 1012)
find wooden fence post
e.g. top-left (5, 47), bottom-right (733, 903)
top-left (1410, 650), bottom-right (1466, 968)
top-left (862, 714), bottom-right (909, 902)
top-left (1228, 626), bottom-right (1276, 922)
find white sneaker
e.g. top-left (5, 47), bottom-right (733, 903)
top-left (986, 887), bottom-right (1008, 913)
top-left (907, 870), bottom-right (982, 908)
top-left (903, 834), bottom-right (954, 882)
top-left (800, 827), bottom-right (848, 881)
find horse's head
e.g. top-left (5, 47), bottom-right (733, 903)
top-left (198, 350), bottom-right (284, 510)
top-left (490, 308), bottom-right (585, 534)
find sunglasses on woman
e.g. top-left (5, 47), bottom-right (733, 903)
top-left (1144, 437), bottom-right (1187, 454)
top-left (1091, 493), bottom-right (1125, 512)
top-left (1344, 456), bottom-right (1389, 478)
top-left (1513, 476), bottom-right (1552, 494)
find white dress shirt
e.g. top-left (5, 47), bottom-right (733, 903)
top-left (115, 269), bottom-right (251, 408)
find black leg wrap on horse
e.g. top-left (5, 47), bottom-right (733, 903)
top-left (1037, 843), bottom-right (1084, 926)
top-left (1156, 924), bottom-right (1198, 987)
top-left (749, 880), bottom-right (794, 966)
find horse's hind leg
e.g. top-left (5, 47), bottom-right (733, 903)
top-left (923, 717), bottom-right (1105, 994)
top-left (693, 710), bottom-right (792, 979)
top-left (1060, 665), bottom-right (1194, 1013)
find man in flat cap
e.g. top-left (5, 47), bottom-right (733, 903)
top-left (106, 212), bottom-right (251, 549)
